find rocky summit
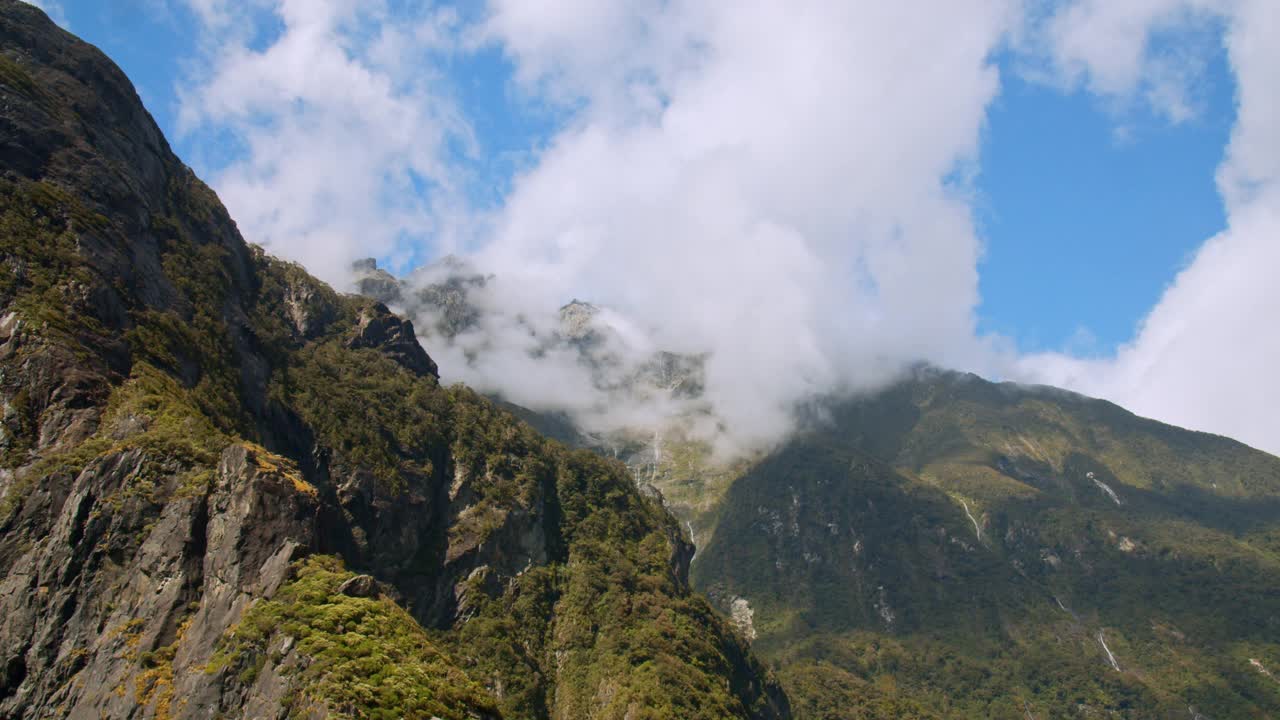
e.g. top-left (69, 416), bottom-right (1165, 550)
top-left (2, 2), bottom-right (1280, 720)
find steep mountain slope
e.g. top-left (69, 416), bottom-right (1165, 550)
top-left (0, 3), bottom-right (788, 718)
top-left (694, 369), bottom-right (1280, 718)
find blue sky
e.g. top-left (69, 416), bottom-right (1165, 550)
top-left (978, 50), bottom-right (1234, 352)
top-left (27, 1), bottom-right (1280, 454)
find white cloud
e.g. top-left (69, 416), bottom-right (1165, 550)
top-left (177, 0), bottom-right (472, 282)
top-left (174, 0), bottom-right (1280, 457)
top-left (463, 1), bottom-right (1016, 447)
top-left (1017, 0), bottom-right (1223, 122)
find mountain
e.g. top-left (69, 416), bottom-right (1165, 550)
top-left (350, 209), bottom-right (1280, 717)
top-left (691, 369), bottom-right (1280, 718)
top-left (6, 3), bottom-right (1279, 719)
top-left (354, 256), bottom-right (490, 342)
top-left (0, 4), bottom-right (788, 718)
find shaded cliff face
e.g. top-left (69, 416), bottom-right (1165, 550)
top-left (0, 3), bottom-right (788, 719)
top-left (693, 370), bottom-right (1280, 719)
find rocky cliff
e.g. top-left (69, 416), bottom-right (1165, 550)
top-left (0, 3), bottom-right (788, 718)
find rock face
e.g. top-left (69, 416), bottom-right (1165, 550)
top-left (351, 258), bottom-right (402, 306)
top-left (346, 302), bottom-right (438, 377)
top-left (0, 4), bottom-right (789, 718)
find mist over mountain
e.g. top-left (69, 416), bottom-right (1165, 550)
top-left (353, 256), bottom-right (743, 454)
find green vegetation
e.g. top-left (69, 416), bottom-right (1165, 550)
top-left (247, 251), bottom-right (348, 356)
top-left (214, 556), bottom-right (498, 720)
top-left (99, 363), bottom-right (228, 467)
top-left (272, 341), bottom-right (447, 488)
top-left (643, 431), bottom-right (756, 540)
top-left (0, 179), bottom-right (105, 344)
top-left (443, 564), bottom-right (561, 717)
top-left (441, 441), bottom-right (780, 720)
top-left (1, 361), bottom-right (226, 519)
top-left (692, 370), bottom-right (1280, 718)
top-left (133, 614), bottom-right (193, 720)
top-left (545, 526), bottom-right (766, 720)
top-left (15, 155), bottom-right (1272, 718)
